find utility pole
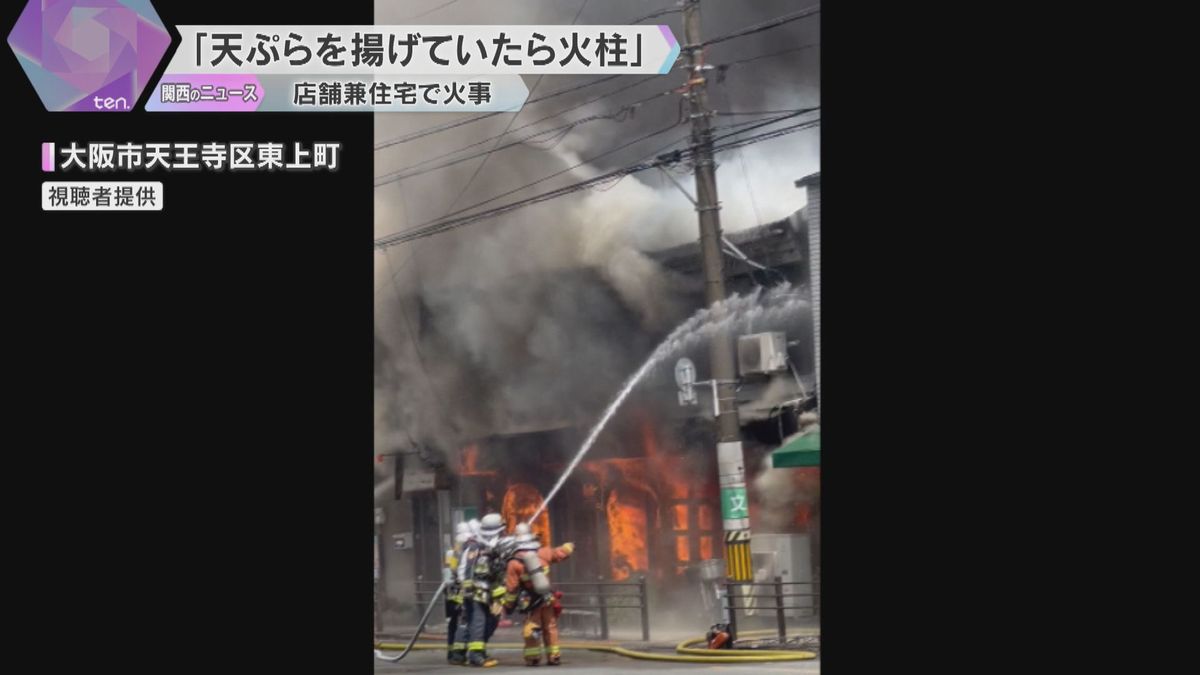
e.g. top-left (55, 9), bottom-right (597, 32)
top-left (681, 0), bottom-right (753, 582)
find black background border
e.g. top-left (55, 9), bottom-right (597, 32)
top-left (1, 0), bottom-right (1125, 670)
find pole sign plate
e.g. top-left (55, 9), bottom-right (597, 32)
top-left (720, 486), bottom-right (749, 521)
top-left (675, 357), bottom-right (697, 406)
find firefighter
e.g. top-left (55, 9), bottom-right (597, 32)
top-left (449, 520), bottom-right (483, 663)
top-left (455, 513), bottom-right (506, 667)
top-left (446, 522), bottom-right (472, 665)
top-left (484, 532), bottom-right (524, 648)
top-left (503, 531), bottom-right (574, 666)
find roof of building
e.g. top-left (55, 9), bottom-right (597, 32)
top-left (795, 172), bottom-right (821, 187)
top-left (649, 211), bottom-right (808, 278)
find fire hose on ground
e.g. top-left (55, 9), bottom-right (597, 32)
top-left (375, 629), bottom-right (817, 663)
top-left (372, 580), bottom-right (448, 663)
top-left (371, 511), bottom-right (819, 663)
top-left (372, 511), bottom-right (819, 663)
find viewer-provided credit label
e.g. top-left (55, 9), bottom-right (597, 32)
top-left (43, 182), bottom-right (163, 211)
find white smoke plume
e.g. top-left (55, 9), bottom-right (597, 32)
top-left (373, 0), bottom-right (820, 466)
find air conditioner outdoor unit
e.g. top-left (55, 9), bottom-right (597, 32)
top-left (738, 331), bottom-right (788, 376)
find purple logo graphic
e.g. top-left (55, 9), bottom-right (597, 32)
top-left (8, 0), bottom-right (171, 112)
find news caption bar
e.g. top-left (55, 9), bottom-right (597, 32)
top-left (145, 25), bottom-right (679, 112)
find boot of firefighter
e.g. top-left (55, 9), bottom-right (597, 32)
top-left (465, 600), bottom-right (494, 667)
top-left (448, 645), bottom-right (467, 665)
top-left (448, 644), bottom-right (466, 665)
top-left (467, 641), bottom-right (498, 667)
top-left (468, 650), bottom-right (499, 668)
top-left (522, 614), bottom-right (543, 666)
top-left (543, 606), bottom-right (561, 666)
top-left (468, 653), bottom-right (499, 668)
top-left (448, 617), bottom-right (468, 665)
top-left (463, 614), bottom-right (492, 662)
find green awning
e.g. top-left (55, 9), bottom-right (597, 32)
top-left (771, 430), bottom-right (820, 467)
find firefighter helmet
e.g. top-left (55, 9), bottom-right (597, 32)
top-left (479, 513), bottom-right (505, 542)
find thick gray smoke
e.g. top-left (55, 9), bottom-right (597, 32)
top-left (753, 450), bottom-right (820, 531)
top-left (373, 0), bottom-right (819, 467)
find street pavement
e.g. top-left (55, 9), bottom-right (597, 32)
top-left (375, 625), bottom-right (819, 674)
top-left (374, 648), bottom-right (819, 673)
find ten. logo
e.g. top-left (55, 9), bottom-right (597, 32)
top-left (8, 0), bottom-right (171, 112)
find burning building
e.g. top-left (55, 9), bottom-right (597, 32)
top-left (375, 178), bottom-right (821, 628)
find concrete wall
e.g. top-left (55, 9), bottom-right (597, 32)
top-left (377, 458), bottom-right (417, 629)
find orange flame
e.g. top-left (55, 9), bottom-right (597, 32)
top-left (672, 504), bottom-right (688, 530)
top-left (794, 468), bottom-right (820, 530)
top-left (645, 424), bottom-right (694, 572)
top-left (675, 535), bottom-right (690, 563)
top-left (607, 488), bottom-right (648, 580)
top-left (457, 444), bottom-right (497, 477)
top-left (578, 421), bottom-right (726, 579)
top-left (502, 483), bottom-right (551, 546)
top-left (585, 457), bottom-right (657, 580)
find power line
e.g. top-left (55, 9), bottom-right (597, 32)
top-left (376, 75), bottom-right (656, 167)
top-left (630, 6), bottom-right (682, 24)
top-left (373, 74), bottom-right (626, 151)
top-left (722, 44), bottom-right (820, 67)
top-left (373, 0), bottom-right (690, 152)
top-left (374, 4), bottom-right (821, 246)
top-left (377, 121), bottom-right (693, 247)
top-left (710, 118), bottom-right (820, 154)
top-left (396, 108), bottom-right (818, 245)
top-left (374, 113), bottom-right (819, 249)
top-left (375, 120), bottom-right (689, 248)
top-left (373, 24), bottom-right (816, 153)
top-left (375, 0), bottom-right (604, 153)
top-left (374, 0), bottom-right (593, 292)
top-left (398, 0), bottom-right (463, 22)
top-left (374, 77), bottom-right (665, 185)
top-left (737, 148), bottom-right (763, 225)
top-left (376, 96), bottom-right (811, 188)
top-left (378, 120), bottom-right (818, 249)
top-left (426, 0), bottom-right (592, 223)
top-left (376, 159), bottom-right (654, 247)
top-left (713, 44), bottom-right (819, 85)
top-left (376, 115), bottom-right (612, 185)
top-left (374, 86), bottom-right (674, 186)
top-left (717, 108), bottom-right (820, 116)
top-left (710, 107), bottom-right (818, 140)
top-left (710, 77), bottom-right (780, 284)
top-left (701, 5), bottom-right (821, 47)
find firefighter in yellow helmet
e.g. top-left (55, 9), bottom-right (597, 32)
top-left (503, 530), bottom-right (574, 666)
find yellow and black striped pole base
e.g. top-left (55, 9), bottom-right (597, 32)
top-left (724, 530), bottom-right (753, 581)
